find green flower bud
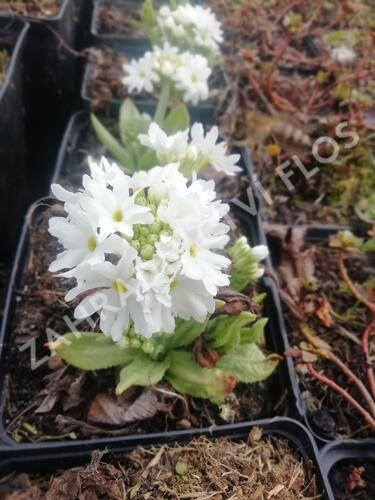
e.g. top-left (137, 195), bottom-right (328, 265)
top-left (140, 244), bottom-right (154, 260)
top-left (142, 340), bottom-right (154, 354)
top-left (131, 240), bottom-right (141, 251)
top-left (147, 234), bottom-right (158, 245)
top-left (149, 220), bottom-right (163, 234)
top-left (130, 338), bottom-right (141, 348)
top-left (139, 226), bottom-right (149, 237)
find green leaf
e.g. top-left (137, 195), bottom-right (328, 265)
top-left (363, 238), bottom-right (375, 253)
top-left (240, 318), bottom-right (268, 345)
top-left (91, 113), bottom-right (135, 170)
top-left (166, 351), bottom-right (234, 405)
top-left (207, 311), bottom-right (257, 353)
top-left (116, 352), bottom-right (171, 395)
top-left (217, 344), bottom-right (278, 383)
top-left (228, 236), bottom-right (264, 291)
top-left (163, 318), bottom-right (208, 351)
top-left (51, 332), bottom-right (137, 371)
top-left (162, 104), bottom-right (190, 134)
top-left (141, 0), bottom-right (156, 27)
top-left (138, 149), bottom-right (158, 171)
top-left (119, 99), bottom-right (150, 148)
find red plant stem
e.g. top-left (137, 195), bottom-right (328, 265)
top-left (300, 324), bottom-right (375, 418)
top-left (307, 363), bottom-right (375, 431)
top-left (362, 320), bottom-right (375, 400)
top-left (338, 254), bottom-right (375, 314)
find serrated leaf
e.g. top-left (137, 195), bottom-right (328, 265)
top-left (91, 113), bottom-right (135, 170)
top-left (217, 344), bottom-right (278, 383)
top-left (162, 104), bottom-right (190, 134)
top-left (240, 318), bottom-right (268, 345)
top-left (51, 332), bottom-right (137, 371)
top-left (116, 352), bottom-right (171, 395)
top-left (163, 318), bottom-right (208, 350)
top-left (166, 351), bottom-right (234, 405)
top-left (207, 311), bottom-right (257, 353)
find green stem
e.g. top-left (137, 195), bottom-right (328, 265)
top-left (154, 80), bottom-right (171, 125)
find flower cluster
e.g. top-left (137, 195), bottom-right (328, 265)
top-left (138, 122), bottom-right (242, 176)
top-left (49, 158), bottom-right (231, 341)
top-left (122, 43), bottom-right (211, 105)
top-left (156, 4), bottom-right (223, 57)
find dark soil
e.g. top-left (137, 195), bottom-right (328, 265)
top-left (330, 460), bottom-right (375, 500)
top-left (0, 429), bottom-right (319, 499)
top-left (0, 262), bottom-right (9, 323)
top-left (85, 47), bottom-right (131, 109)
top-left (96, 2), bottom-right (147, 38)
top-left (269, 226), bottom-right (375, 439)
top-left (0, 0), bottom-right (62, 17)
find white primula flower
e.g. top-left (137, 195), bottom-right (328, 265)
top-left (66, 252), bottom-right (140, 342)
top-left (122, 52), bottom-right (159, 93)
top-left (122, 45), bottom-right (212, 105)
top-left (156, 4), bottom-right (223, 56)
top-left (170, 274), bottom-right (215, 322)
top-left (49, 159), bottom-right (231, 340)
top-left (175, 54), bottom-right (211, 105)
top-left (79, 174), bottom-right (154, 241)
top-left (138, 123), bottom-right (241, 176)
top-left (331, 46), bottom-right (356, 64)
top-left (191, 123), bottom-right (242, 175)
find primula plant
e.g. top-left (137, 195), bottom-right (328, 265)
top-left (91, 0), bottom-right (225, 173)
top-left (48, 157), bottom-right (278, 406)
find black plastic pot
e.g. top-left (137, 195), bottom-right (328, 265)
top-left (0, 417), bottom-right (333, 499)
top-left (91, 0), bottom-right (151, 51)
top-left (321, 439), bottom-right (375, 499)
top-left (0, 0), bottom-right (80, 197)
top-left (0, 16), bottom-right (29, 262)
top-left (262, 224), bottom-right (375, 445)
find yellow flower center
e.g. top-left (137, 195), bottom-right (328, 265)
top-left (191, 74), bottom-right (198, 83)
top-left (189, 244), bottom-right (198, 258)
top-left (112, 279), bottom-right (128, 294)
top-left (170, 279), bottom-right (178, 289)
top-left (87, 236), bottom-right (97, 253)
top-left (112, 209), bottom-right (124, 222)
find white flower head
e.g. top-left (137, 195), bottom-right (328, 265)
top-left (156, 4), bottom-right (223, 57)
top-left (122, 44), bottom-right (212, 105)
top-left (49, 158), bottom-right (231, 341)
top-left (138, 122), bottom-right (242, 176)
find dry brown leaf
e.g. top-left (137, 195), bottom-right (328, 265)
top-left (87, 390), bottom-right (159, 426)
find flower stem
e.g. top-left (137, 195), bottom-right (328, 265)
top-left (154, 80), bottom-right (171, 125)
top-left (338, 253), bottom-right (375, 314)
